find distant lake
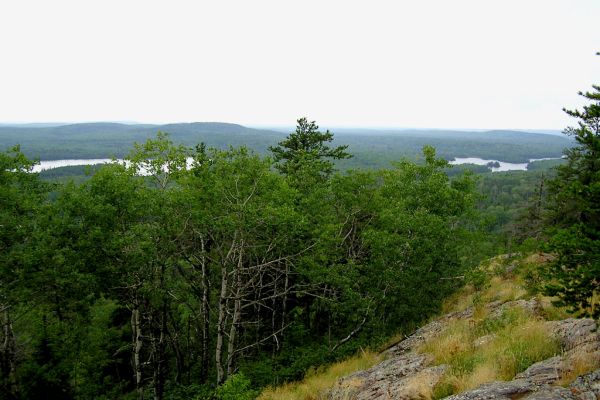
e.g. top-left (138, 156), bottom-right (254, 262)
top-left (32, 158), bottom-right (195, 174)
top-left (449, 157), bottom-right (562, 172)
top-left (31, 156), bottom-right (563, 174)
top-left (32, 159), bottom-right (117, 173)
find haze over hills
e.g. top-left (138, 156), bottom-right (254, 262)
top-left (0, 122), bottom-right (574, 167)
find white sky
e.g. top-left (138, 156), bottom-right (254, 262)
top-left (0, 0), bottom-right (598, 129)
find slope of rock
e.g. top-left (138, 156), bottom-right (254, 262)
top-left (327, 300), bottom-right (599, 400)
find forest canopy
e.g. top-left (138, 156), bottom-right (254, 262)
top-left (0, 123), bottom-right (480, 399)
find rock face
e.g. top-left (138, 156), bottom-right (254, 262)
top-left (446, 368), bottom-right (600, 400)
top-left (327, 300), bottom-right (600, 400)
top-left (328, 354), bottom-right (447, 400)
top-left (571, 369), bottom-right (600, 399)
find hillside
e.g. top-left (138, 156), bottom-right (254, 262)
top-left (334, 129), bottom-right (573, 167)
top-left (0, 122), bottom-right (573, 166)
top-left (0, 122), bottom-right (284, 160)
top-left (260, 254), bottom-right (600, 399)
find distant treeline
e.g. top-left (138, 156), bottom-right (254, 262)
top-left (0, 122), bottom-right (573, 167)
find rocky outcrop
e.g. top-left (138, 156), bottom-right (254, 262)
top-left (514, 356), bottom-right (563, 384)
top-left (446, 368), bottom-right (600, 400)
top-left (550, 318), bottom-right (599, 353)
top-left (571, 369), bottom-right (600, 399)
top-left (328, 353), bottom-right (447, 400)
top-left (327, 300), bottom-right (599, 400)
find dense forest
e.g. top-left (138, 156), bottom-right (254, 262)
top-left (1, 81), bottom-right (598, 399)
top-left (1, 122), bottom-right (483, 399)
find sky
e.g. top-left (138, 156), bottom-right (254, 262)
top-left (0, 0), bottom-right (598, 130)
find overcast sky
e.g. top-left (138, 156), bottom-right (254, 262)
top-left (0, 0), bottom-right (598, 129)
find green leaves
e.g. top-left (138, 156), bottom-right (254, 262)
top-left (126, 131), bottom-right (190, 189)
top-left (544, 60), bottom-right (600, 318)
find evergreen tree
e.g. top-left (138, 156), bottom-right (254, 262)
top-left (269, 118), bottom-right (351, 181)
top-left (545, 54), bottom-right (600, 318)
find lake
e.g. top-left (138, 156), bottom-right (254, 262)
top-left (31, 156), bottom-right (563, 173)
top-left (449, 157), bottom-right (562, 172)
top-left (32, 158), bottom-right (195, 174)
top-left (32, 159), bottom-right (117, 173)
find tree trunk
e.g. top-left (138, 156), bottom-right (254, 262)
top-left (281, 262), bottom-right (289, 346)
top-left (215, 262), bottom-right (229, 384)
top-left (200, 243), bottom-right (210, 383)
top-left (226, 245), bottom-right (243, 376)
top-left (0, 309), bottom-right (17, 397)
top-left (131, 301), bottom-right (144, 400)
top-left (153, 299), bottom-right (167, 400)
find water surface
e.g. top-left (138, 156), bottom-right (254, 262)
top-left (32, 159), bottom-right (116, 173)
top-left (449, 157), bottom-right (562, 172)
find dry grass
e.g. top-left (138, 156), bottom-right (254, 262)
top-left (258, 349), bottom-right (383, 400)
top-left (441, 284), bottom-right (476, 314)
top-left (401, 368), bottom-right (449, 400)
top-left (442, 275), bottom-right (527, 315)
top-left (440, 254), bottom-right (535, 316)
top-left (420, 307), bottom-right (561, 398)
top-left (558, 347), bottom-right (600, 386)
top-left (538, 296), bottom-right (571, 321)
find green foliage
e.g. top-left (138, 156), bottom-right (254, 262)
top-left (1, 103), bottom-right (588, 400)
top-left (38, 164), bottom-right (104, 183)
top-left (0, 146), bottom-right (52, 398)
top-left (471, 169), bottom-right (556, 254)
top-left (544, 66), bottom-right (600, 318)
top-left (361, 146), bottom-right (478, 328)
top-left (0, 127), bottom-right (485, 399)
top-left (526, 158), bottom-right (566, 171)
top-left (126, 131), bottom-right (189, 188)
top-left (269, 117), bottom-right (351, 182)
top-left (215, 373), bottom-right (258, 400)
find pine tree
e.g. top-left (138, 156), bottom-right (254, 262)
top-left (269, 118), bottom-right (351, 180)
top-left (544, 53), bottom-right (600, 318)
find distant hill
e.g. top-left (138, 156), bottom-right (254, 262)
top-left (0, 122), bottom-right (574, 166)
top-left (332, 128), bottom-right (573, 166)
top-left (0, 122), bottom-right (285, 160)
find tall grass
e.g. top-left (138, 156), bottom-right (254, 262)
top-left (558, 346), bottom-right (600, 386)
top-left (441, 272), bottom-right (527, 315)
top-left (258, 349), bottom-right (382, 400)
top-left (420, 307), bottom-right (561, 398)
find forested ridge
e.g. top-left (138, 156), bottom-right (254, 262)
top-left (1, 77), bottom-right (598, 399)
top-left (0, 122), bottom-right (572, 166)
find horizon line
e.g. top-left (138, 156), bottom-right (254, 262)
top-left (0, 120), bottom-right (565, 133)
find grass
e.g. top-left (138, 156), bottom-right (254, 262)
top-left (538, 296), bottom-right (571, 321)
top-left (558, 346), bottom-right (600, 386)
top-left (420, 307), bottom-right (561, 398)
top-left (441, 273), bottom-right (527, 316)
top-left (421, 252), bottom-right (591, 399)
top-left (257, 349), bottom-right (382, 400)
top-left (440, 253), bottom-right (535, 316)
